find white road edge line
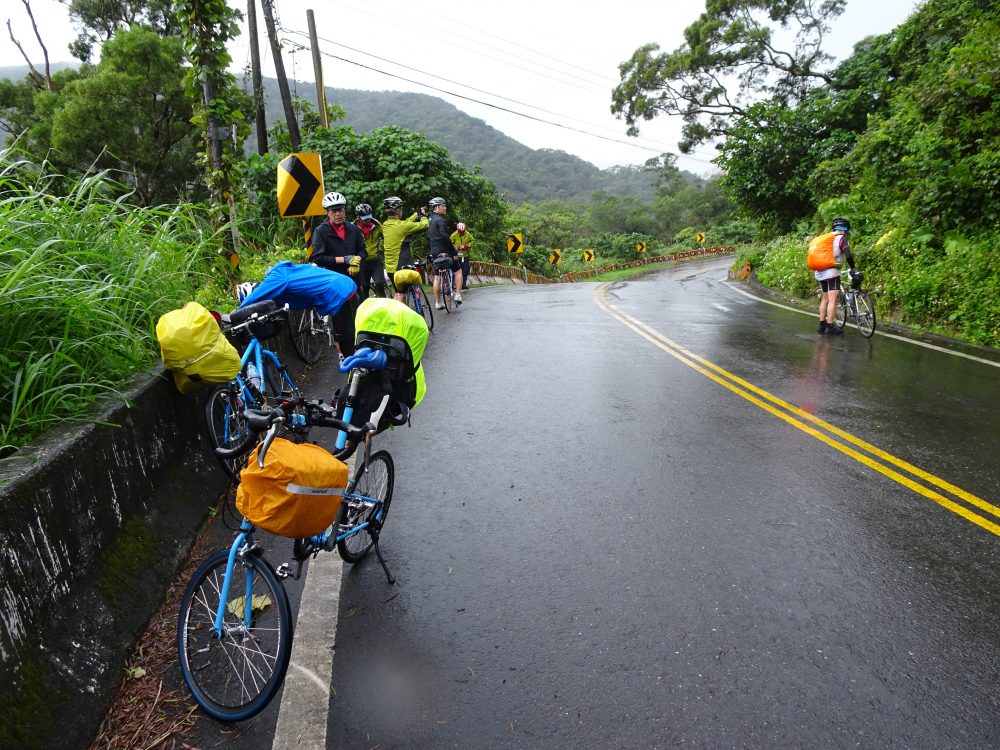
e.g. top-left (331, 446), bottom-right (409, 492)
top-left (724, 281), bottom-right (1000, 369)
top-left (272, 457), bottom-right (351, 750)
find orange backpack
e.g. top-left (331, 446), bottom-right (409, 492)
top-left (807, 232), bottom-right (838, 271)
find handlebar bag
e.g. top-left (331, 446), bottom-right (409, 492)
top-left (156, 301), bottom-right (241, 394)
top-left (236, 438), bottom-right (348, 538)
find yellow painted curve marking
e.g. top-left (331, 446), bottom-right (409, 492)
top-left (594, 283), bottom-right (1000, 538)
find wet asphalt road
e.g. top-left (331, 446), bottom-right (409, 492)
top-left (182, 258), bottom-right (1000, 749)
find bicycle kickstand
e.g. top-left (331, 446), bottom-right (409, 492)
top-left (369, 525), bottom-right (396, 585)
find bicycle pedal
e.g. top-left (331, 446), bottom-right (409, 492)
top-left (275, 562), bottom-right (292, 580)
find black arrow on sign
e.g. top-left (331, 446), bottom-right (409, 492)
top-left (507, 234), bottom-right (522, 253)
top-left (280, 156), bottom-right (321, 216)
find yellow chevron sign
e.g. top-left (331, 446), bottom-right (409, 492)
top-left (507, 233), bottom-right (523, 254)
top-left (548, 249), bottom-right (562, 265)
top-left (277, 153), bottom-right (325, 218)
top-left (583, 249), bottom-right (594, 263)
top-left (636, 241), bottom-right (647, 253)
top-left (696, 232), bottom-right (705, 244)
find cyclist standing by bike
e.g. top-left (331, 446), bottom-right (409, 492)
top-left (311, 192), bottom-right (367, 279)
top-left (354, 203), bottom-right (385, 298)
top-left (427, 196), bottom-right (463, 309)
top-left (808, 216), bottom-right (856, 335)
top-left (450, 221), bottom-right (474, 290)
top-left (380, 196), bottom-right (428, 302)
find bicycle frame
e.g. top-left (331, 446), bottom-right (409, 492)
top-left (235, 337), bottom-right (296, 404)
top-left (210, 390), bottom-right (392, 639)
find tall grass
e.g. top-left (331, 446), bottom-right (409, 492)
top-left (0, 149), bottom-right (228, 456)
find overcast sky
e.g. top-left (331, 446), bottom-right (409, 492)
top-left (3, 0), bottom-right (919, 173)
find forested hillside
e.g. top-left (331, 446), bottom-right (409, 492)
top-left (259, 80), bottom-right (669, 203)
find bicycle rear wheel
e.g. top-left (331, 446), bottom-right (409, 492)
top-left (288, 308), bottom-right (325, 364)
top-left (337, 450), bottom-right (394, 563)
top-left (204, 384), bottom-right (255, 480)
top-left (441, 273), bottom-right (452, 313)
top-left (177, 549), bottom-right (293, 722)
top-left (833, 292), bottom-right (848, 329)
top-left (855, 291), bottom-right (877, 338)
top-left (411, 286), bottom-right (434, 331)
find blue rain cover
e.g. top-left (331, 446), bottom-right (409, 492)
top-left (239, 261), bottom-right (357, 316)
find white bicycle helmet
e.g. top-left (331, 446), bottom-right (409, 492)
top-left (321, 191), bottom-right (347, 209)
top-left (236, 282), bottom-right (256, 303)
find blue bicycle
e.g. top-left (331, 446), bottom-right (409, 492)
top-left (178, 349), bottom-right (402, 721)
top-left (204, 300), bottom-right (303, 479)
top-left (399, 261), bottom-right (434, 331)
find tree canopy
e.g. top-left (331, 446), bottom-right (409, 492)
top-left (612, 0), bottom-right (847, 152)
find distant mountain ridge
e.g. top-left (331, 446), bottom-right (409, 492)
top-left (262, 79), bottom-right (663, 203)
top-left (0, 64), bottom-right (667, 202)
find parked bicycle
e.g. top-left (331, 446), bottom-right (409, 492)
top-left (395, 261), bottom-right (434, 331)
top-left (834, 270), bottom-right (876, 338)
top-left (178, 349), bottom-right (403, 722)
top-left (287, 306), bottom-right (332, 364)
top-left (204, 300), bottom-right (302, 479)
top-left (432, 254), bottom-right (455, 312)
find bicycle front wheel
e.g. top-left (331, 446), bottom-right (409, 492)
top-left (337, 450), bottom-right (395, 563)
top-left (833, 292), bottom-right (848, 329)
top-left (413, 286), bottom-right (434, 331)
top-left (177, 549), bottom-right (293, 722)
top-left (288, 308), bottom-right (325, 364)
top-left (855, 291), bottom-right (877, 338)
top-left (204, 384), bottom-right (255, 480)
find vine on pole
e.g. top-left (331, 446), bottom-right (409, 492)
top-left (175, 0), bottom-right (250, 266)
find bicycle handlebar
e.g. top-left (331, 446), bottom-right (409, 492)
top-left (213, 402), bottom-right (375, 465)
top-left (223, 300), bottom-right (289, 333)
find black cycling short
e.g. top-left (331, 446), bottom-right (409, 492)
top-left (819, 276), bottom-right (841, 293)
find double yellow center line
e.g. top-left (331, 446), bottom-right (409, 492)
top-left (595, 283), bottom-right (1000, 537)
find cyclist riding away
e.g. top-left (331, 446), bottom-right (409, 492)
top-left (380, 196), bottom-right (428, 303)
top-left (354, 203), bottom-right (385, 298)
top-left (808, 217), bottom-right (856, 335)
top-left (311, 191), bottom-right (367, 279)
top-left (427, 196), bottom-right (462, 308)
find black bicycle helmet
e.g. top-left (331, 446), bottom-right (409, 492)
top-left (383, 196), bottom-right (404, 212)
top-left (428, 196), bottom-right (446, 208)
top-left (354, 203), bottom-right (373, 218)
top-left (832, 217), bottom-right (851, 232)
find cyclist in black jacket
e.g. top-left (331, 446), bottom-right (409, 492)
top-left (310, 191), bottom-right (367, 277)
top-left (427, 196), bottom-right (463, 307)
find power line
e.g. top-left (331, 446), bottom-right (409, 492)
top-left (281, 27), bottom-right (682, 154)
top-left (279, 29), bottom-right (717, 167)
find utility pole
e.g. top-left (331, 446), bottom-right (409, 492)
top-left (247, 0), bottom-right (268, 154)
top-left (260, 0), bottom-right (300, 150)
top-left (307, 10), bottom-right (329, 127)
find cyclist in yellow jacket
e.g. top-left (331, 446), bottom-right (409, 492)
top-left (450, 222), bottom-right (474, 289)
top-left (354, 203), bottom-right (385, 298)
top-left (380, 196), bottom-right (428, 302)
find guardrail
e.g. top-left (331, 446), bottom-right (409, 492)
top-left (466, 246), bottom-right (737, 286)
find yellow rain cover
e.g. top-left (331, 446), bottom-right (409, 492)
top-left (236, 438), bottom-right (348, 538)
top-left (155, 302), bottom-right (241, 393)
top-left (392, 268), bottom-right (422, 289)
top-left (354, 297), bottom-right (429, 407)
